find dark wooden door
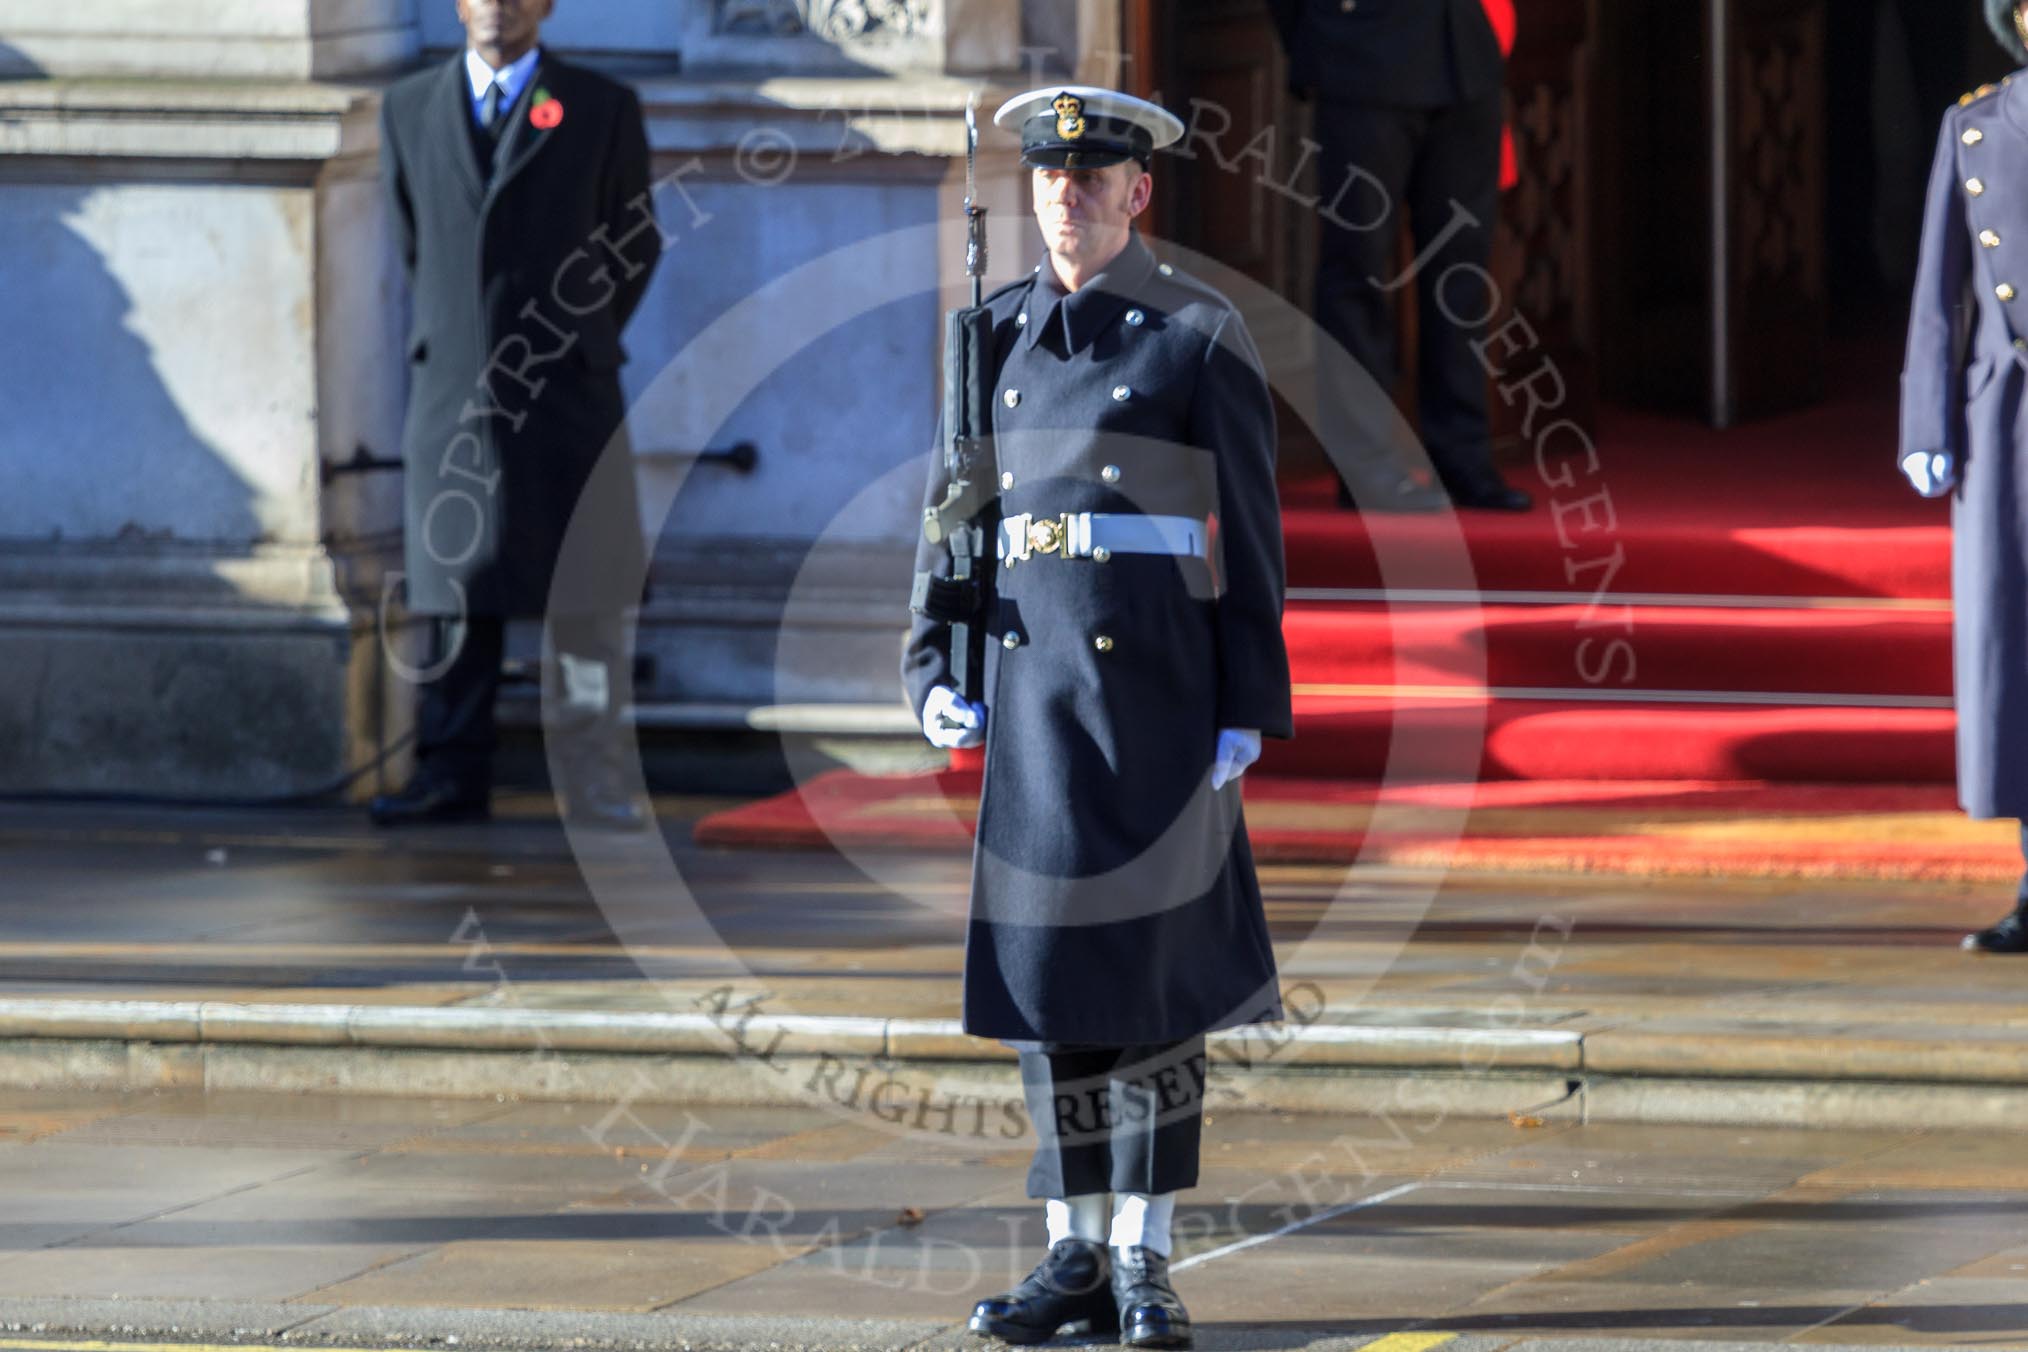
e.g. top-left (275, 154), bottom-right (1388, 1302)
top-left (1162, 0), bottom-right (1303, 301)
top-left (1594, 0), bottom-right (1826, 424)
top-left (1133, 0), bottom-right (1317, 465)
top-left (1717, 0), bottom-right (1827, 423)
top-left (1137, 0), bottom-right (1600, 461)
top-left (1491, 0), bottom-right (1598, 449)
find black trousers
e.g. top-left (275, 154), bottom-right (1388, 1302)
top-left (1019, 1038), bottom-right (1207, 1199)
top-left (414, 612), bottom-right (622, 791)
top-left (1311, 92), bottom-right (1504, 486)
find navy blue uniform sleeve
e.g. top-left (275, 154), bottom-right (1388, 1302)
top-left (901, 415), bottom-right (990, 725)
top-left (1901, 111), bottom-right (1973, 468)
top-left (1193, 309), bottom-right (1294, 739)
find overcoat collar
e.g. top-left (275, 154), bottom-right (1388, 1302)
top-left (2003, 73), bottom-right (2028, 142)
top-left (1022, 232), bottom-right (1159, 353)
top-left (434, 54), bottom-right (487, 205)
top-left (433, 47), bottom-right (568, 208)
top-left (490, 53), bottom-right (563, 197)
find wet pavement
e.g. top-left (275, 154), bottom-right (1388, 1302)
top-left (0, 796), bottom-right (2022, 1048)
top-left (5, 801), bottom-right (2028, 1347)
top-left (1, 1088), bottom-right (2027, 1348)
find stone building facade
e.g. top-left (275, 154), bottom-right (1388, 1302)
top-left (0, 0), bottom-right (1118, 796)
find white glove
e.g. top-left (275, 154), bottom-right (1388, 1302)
top-left (1901, 449), bottom-right (1957, 498)
top-left (922, 685), bottom-right (985, 750)
top-left (1211, 728), bottom-right (1262, 791)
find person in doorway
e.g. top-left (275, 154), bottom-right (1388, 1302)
top-left (904, 86), bottom-right (1294, 1349)
top-left (1902, 0), bottom-right (2028, 950)
top-left (1267, 0), bottom-right (1533, 513)
top-left (373, 0), bottom-right (659, 829)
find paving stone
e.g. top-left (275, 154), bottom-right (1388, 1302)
top-left (1556, 1194), bottom-right (2024, 1292)
top-left (302, 1236), bottom-right (784, 1313)
top-left (410, 1098), bottom-right (843, 1155)
top-left (0, 1241), bottom-right (408, 1303)
top-left (1446, 1283), bottom-right (1883, 1342)
top-left (0, 1139), bottom-right (343, 1248)
top-left (1797, 1278), bottom-right (2028, 1343)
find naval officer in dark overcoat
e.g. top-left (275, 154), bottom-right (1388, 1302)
top-left (903, 87), bottom-right (1293, 1348)
top-left (1903, 0), bottom-right (2028, 951)
top-left (1267, 0), bottom-right (1532, 513)
top-left (372, 0), bottom-right (658, 829)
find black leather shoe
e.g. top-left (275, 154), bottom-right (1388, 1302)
top-left (968, 1238), bottom-right (1116, 1345)
top-left (1336, 467), bottom-right (1446, 513)
top-left (1112, 1245), bottom-right (1192, 1349)
top-left (1964, 909), bottom-right (2028, 953)
top-left (368, 778), bottom-right (489, 827)
top-left (1442, 469), bottom-right (1534, 512)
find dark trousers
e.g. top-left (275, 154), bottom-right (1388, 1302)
top-left (1311, 92), bottom-right (1504, 487)
top-left (1019, 1038), bottom-right (1207, 1199)
top-left (2017, 824), bottom-right (2028, 908)
top-left (414, 612), bottom-right (622, 792)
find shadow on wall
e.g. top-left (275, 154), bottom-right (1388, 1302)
top-left (0, 37), bottom-right (345, 796)
top-left (0, 35), bottom-right (39, 78)
top-left (0, 180), bottom-right (266, 548)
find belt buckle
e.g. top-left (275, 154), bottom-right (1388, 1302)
top-left (1027, 514), bottom-right (1068, 556)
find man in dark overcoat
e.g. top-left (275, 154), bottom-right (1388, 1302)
top-left (1266, 0), bottom-right (1531, 513)
top-left (372, 0), bottom-right (659, 828)
top-left (904, 87), bottom-right (1293, 1349)
top-left (1903, 0), bottom-right (2028, 951)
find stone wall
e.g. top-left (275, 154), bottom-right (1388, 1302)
top-left (0, 0), bottom-right (1122, 796)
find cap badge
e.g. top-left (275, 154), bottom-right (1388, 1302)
top-left (1053, 92), bottom-right (1086, 141)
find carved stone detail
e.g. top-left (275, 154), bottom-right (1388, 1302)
top-left (718, 0), bottom-right (932, 41)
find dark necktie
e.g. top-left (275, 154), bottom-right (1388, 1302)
top-left (475, 79), bottom-right (507, 178)
top-left (480, 79), bottom-right (505, 140)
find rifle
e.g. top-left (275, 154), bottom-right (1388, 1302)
top-left (910, 92), bottom-right (997, 706)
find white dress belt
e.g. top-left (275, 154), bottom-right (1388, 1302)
top-left (998, 512), bottom-right (1211, 564)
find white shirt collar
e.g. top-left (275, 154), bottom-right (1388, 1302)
top-left (465, 46), bottom-right (542, 108)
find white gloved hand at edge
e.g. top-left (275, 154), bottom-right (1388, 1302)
top-left (1211, 728), bottom-right (1262, 791)
top-left (1901, 449), bottom-right (1957, 498)
top-left (923, 684), bottom-right (986, 750)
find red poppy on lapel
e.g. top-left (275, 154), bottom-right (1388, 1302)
top-left (530, 90), bottom-right (563, 130)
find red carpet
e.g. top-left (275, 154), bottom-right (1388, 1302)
top-left (1283, 402), bottom-right (1951, 600)
top-left (696, 360), bottom-right (1983, 879)
top-left (694, 770), bottom-right (2017, 882)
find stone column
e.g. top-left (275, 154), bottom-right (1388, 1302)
top-left (0, 5), bottom-right (415, 797)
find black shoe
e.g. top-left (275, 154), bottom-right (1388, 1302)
top-left (968, 1238), bottom-right (1116, 1345)
top-left (1964, 909), bottom-right (2028, 953)
top-left (1441, 468), bottom-right (1534, 512)
top-left (1336, 467), bottom-right (1446, 513)
top-left (1112, 1245), bottom-right (1192, 1349)
top-left (368, 777), bottom-right (489, 827)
